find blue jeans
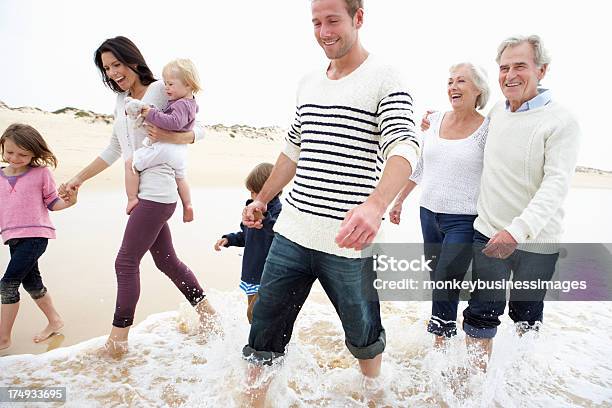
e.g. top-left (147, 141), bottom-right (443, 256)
top-left (462, 230), bottom-right (559, 338)
top-left (243, 234), bottom-right (385, 365)
top-left (1, 238), bottom-right (48, 304)
top-left (420, 207), bottom-right (476, 338)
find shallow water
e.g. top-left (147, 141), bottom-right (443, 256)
top-left (1, 293), bottom-right (611, 407)
top-left (1, 187), bottom-right (611, 406)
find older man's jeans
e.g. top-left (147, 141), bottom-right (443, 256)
top-left (243, 233), bottom-right (385, 365)
top-left (420, 207), bottom-right (476, 338)
top-left (462, 230), bottom-right (559, 338)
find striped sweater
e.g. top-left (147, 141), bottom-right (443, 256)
top-left (274, 56), bottom-right (420, 258)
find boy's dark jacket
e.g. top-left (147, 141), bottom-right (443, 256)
top-left (222, 196), bottom-right (282, 285)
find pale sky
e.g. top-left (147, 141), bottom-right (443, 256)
top-left (0, 0), bottom-right (610, 170)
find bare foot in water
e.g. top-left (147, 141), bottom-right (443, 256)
top-left (0, 337), bottom-right (11, 350)
top-left (361, 375), bottom-right (387, 405)
top-left (433, 335), bottom-right (447, 350)
top-left (33, 319), bottom-right (64, 343)
top-left (98, 338), bottom-right (129, 360)
top-left (443, 366), bottom-right (471, 397)
top-left (96, 326), bottom-right (130, 359)
top-left (195, 299), bottom-right (222, 336)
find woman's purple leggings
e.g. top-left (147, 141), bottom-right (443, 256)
top-left (113, 199), bottom-right (205, 328)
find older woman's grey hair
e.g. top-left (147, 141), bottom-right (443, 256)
top-left (450, 63), bottom-right (490, 110)
top-left (495, 35), bottom-right (551, 67)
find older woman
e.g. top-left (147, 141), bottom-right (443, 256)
top-left (60, 36), bottom-right (217, 357)
top-left (389, 63), bottom-right (489, 347)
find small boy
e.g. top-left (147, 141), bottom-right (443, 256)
top-left (214, 163), bottom-right (281, 323)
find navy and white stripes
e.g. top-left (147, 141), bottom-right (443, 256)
top-left (240, 280), bottom-right (260, 295)
top-left (274, 56), bottom-right (420, 258)
top-left (285, 93), bottom-right (417, 222)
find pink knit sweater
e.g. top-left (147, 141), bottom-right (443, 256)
top-left (0, 166), bottom-right (60, 243)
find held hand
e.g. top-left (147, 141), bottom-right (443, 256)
top-left (214, 238), bottom-right (229, 251)
top-left (421, 110), bottom-right (434, 132)
top-left (59, 177), bottom-right (82, 201)
top-left (141, 105), bottom-right (151, 117)
top-left (65, 186), bottom-right (79, 206)
top-left (242, 200), bottom-right (267, 229)
top-left (51, 185), bottom-right (79, 211)
top-left (388, 200), bottom-right (403, 225)
top-left (335, 197), bottom-right (385, 251)
top-left (482, 230), bottom-right (518, 259)
top-left (58, 184), bottom-right (69, 201)
top-left (144, 123), bottom-right (174, 143)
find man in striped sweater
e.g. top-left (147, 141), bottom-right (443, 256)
top-left (241, 0), bottom-right (420, 402)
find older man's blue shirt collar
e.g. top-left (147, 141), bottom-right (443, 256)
top-left (505, 88), bottom-right (552, 112)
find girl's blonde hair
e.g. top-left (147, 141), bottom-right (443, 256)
top-left (0, 123), bottom-right (58, 168)
top-left (163, 58), bottom-right (202, 94)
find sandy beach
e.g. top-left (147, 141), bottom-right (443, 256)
top-left (0, 107), bottom-right (285, 356)
top-left (1, 107), bottom-right (611, 406)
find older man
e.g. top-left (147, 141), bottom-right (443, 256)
top-left (240, 0), bottom-right (419, 404)
top-left (462, 35), bottom-right (581, 370)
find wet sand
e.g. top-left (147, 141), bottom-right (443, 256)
top-left (0, 189), bottom-right (247, 356)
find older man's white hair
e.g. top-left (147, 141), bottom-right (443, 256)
top-left (495, 35), bottom-right (551, 67)
top-left (449, 62), bottom-right (490, 110)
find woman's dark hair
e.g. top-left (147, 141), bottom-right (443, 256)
top-left (1, 123), bottom-right (58, 168)
top-left (94, 36), bottom-right (156, 93)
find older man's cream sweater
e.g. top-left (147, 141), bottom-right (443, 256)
top-left (474, 101), bottom-right (581, 253)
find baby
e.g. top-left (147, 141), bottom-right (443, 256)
top-left (125, 58), bottom-right (201, 222)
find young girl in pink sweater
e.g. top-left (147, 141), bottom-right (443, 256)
top-left (0, 123), bottom-right (78, 350)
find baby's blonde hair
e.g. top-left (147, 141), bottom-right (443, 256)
top-left (163, 58), bottom-right (202, 94)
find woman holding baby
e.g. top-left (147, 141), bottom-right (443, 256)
top-left (60, 36), bottom-right (217, 358)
